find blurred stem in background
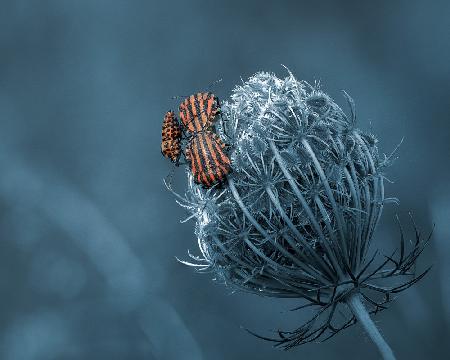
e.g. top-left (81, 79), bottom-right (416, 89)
top-left (0, 152), bottom-right (203, 359)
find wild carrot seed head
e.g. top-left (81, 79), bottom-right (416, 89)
top-left (172, 70), bottom-right (430, 347)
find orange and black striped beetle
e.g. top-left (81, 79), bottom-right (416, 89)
top-left (161, 110), bottom-right (182, 164)
top-left (161, 92), bottom-right (232, 188)
top-left (185, 130), bottom-right (231, 188)
top-left (179, 92), bottom-right (220, 133)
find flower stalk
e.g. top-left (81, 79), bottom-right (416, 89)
top-left (346, 292), bottom-right (396, 360)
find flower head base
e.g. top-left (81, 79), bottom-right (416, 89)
top-left (172, 70), bottom-right (430, 348)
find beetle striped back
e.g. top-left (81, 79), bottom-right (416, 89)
top-left (185, 130), bottom-right (231, 187)
top-left (179, 92), bottom-right (220, 133)
top-left (161, 111), bottom-right (182, 164)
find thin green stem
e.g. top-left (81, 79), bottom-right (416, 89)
top-left (346, 292), bottom-right (396, 360)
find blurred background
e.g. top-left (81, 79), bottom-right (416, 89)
top-left (0, 1), bottom-right (449, 359)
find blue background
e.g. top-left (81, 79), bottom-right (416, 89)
top-left (0, 1), bottom-right (449, 359)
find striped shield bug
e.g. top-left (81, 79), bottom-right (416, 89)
top-left (185, 130), bottom-right (231, 188)
top-left (162, 86), bottom-right (232, 189)
top-left (179, 92), bottom-right (221, 133)
top-left (161, 110), bottom-right (182, 164)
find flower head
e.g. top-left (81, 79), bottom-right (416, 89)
top-left (171, 70), bottom-right (430, 349)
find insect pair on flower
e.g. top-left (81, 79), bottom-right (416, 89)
top-left (161, 92), bottom-right (232, 188)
